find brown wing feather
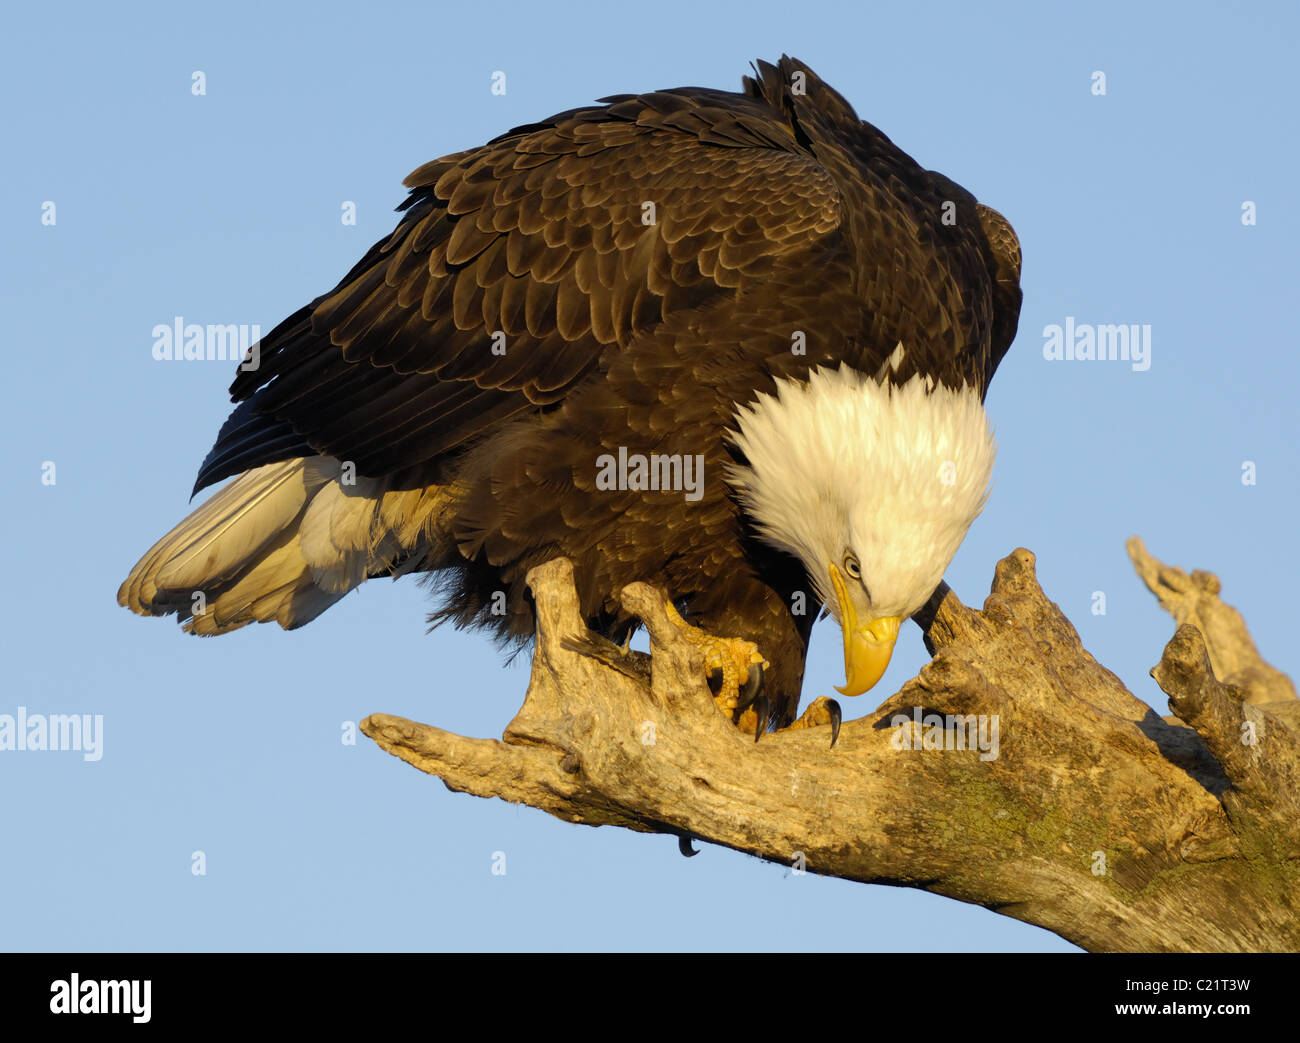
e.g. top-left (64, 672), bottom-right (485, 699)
top-left (197, 89), bottom-right (842, 491)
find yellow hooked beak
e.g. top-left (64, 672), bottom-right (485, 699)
top-left (829, 562), bottom-right (901, 696)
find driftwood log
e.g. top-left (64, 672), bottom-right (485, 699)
top-left (361, 539), bottom-right (1300, 952)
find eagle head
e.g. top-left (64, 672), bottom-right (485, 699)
top-left (727, 361), bottom-right (996, 697)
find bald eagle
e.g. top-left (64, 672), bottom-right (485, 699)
top-left (119, 56), bottom-right (1021, 740)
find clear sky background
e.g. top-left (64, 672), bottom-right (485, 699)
top-left (2, 0), bottom-right (1296, 953)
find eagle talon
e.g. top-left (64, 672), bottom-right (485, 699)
top-left (751, 692), bottom-right (771, 742)
top-left (661, 598), bottom-right (767, 730)
top-left (785, 695), bottom-right (842, 746)
top-left (738, 662), bottom-right (765, 712)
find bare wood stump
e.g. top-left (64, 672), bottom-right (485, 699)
top-left (363, 544), bottom-right (1300, 952)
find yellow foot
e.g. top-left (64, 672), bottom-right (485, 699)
top-left (662, 600), bottom-right (768, 721)
top-left (783, 696), bottom-right (843, 747)
top-left (735, 705), bottom-right (763, 741)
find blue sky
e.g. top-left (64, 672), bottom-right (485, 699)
top-left (2, 0), bottom-right (1296, 952)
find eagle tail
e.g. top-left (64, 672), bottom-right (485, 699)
top-left (117, 458), bottom-right (454, 634)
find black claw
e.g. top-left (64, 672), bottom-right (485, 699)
top-left (753, 692), bottom-right (770, 743)
top-left (738, 662), bottom-right (765, 711)
top-left (827, 699), bottom-right (842, 748)
top-left (706, 667), bottom-right (724, 697)
top-left (678, 835), bottom-right (698, 858)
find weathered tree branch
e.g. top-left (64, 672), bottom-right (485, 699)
top-left (1128, 536), bottom-right (1299, 719)
top-left (362, 543), bottom-right (1300, 952)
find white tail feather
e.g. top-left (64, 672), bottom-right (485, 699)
top-left (118, 457), bottom-right (457, 635)
top-left (152, 460), bottom-right (332, 591)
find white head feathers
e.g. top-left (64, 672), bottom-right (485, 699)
top-left (726, 361), bottom-right (996, 621)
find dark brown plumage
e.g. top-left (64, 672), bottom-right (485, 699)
top-left (120, 56), bottom-right (1022, 730)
